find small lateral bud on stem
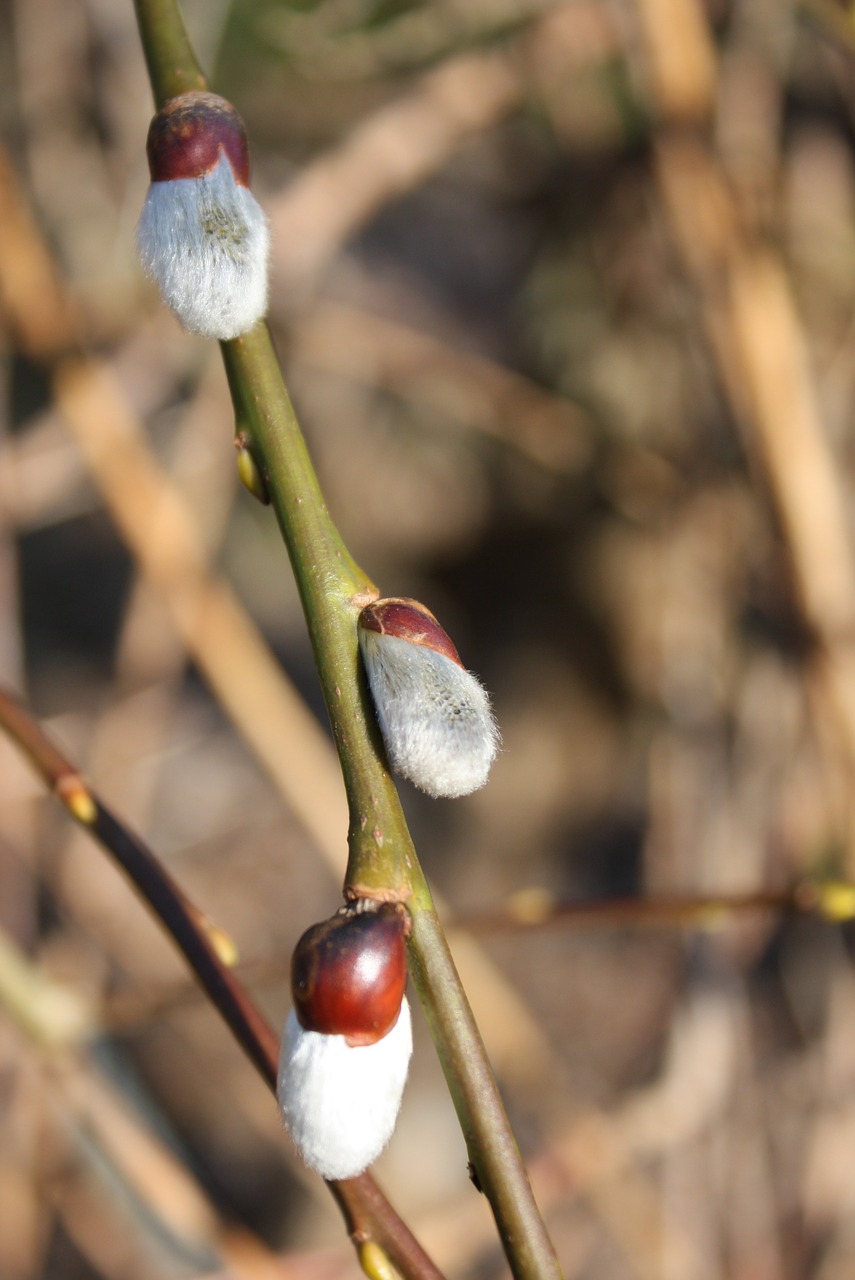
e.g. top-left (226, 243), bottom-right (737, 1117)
top-left (234, 437), bottom-right (270, 504)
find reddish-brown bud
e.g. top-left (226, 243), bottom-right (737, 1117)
top-left (359, 598), bottom-right (462, 666)
top-left (146, 91), bottom-right (250, 185)
top-left (291, 906), bottom-right (408, 1047)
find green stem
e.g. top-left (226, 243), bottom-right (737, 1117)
top-left (132, 3), bottom-right (563, 1276)
top-left (222, 319), bottom-right (564, 1280)
top-left (407, 909), bottom-right (561, 1279)
top-left (221, 329), bottom-right (414, 902)
top-left (133, 0), bottom-right (206, 107)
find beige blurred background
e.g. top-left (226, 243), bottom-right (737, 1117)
top-left (4, 0), bottom-right (855, 1277)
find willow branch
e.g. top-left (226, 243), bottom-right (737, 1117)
top-left (130, 3), bottom-right (562, 1275)
top-left (220, 253), bottom-right (563, 1280)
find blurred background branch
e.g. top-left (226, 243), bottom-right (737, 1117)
top-left (4, 0), bottom-right (855, 1277)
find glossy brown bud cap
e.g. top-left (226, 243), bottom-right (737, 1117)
top-left (146, 91), bottom-right (250, 185)
top-left (359, 598), bottom-right (462, 667)
top-left (291, 905), bottom-right (408, 1047)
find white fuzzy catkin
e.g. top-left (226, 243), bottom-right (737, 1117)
top-left (136, 155), bottom-right (269, 340)
top-left (277, 999), bottom-right (412, 1181)
top-left (358, 629), bottom-right (499, 798)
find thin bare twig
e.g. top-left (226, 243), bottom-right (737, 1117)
top-left (0, 683), bottom-right (446, 1280)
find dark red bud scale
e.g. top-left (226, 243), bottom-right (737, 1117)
top-left (146, 91), bottom-right (250, 185)
top-left (291, 906), bottom-right (408, 1047)
top-left (359, 598), bottom-right (463, 667)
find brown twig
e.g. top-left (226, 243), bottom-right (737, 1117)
top-left (449, 883), bottom-right (855, 934)
top-left (0, 684), bottom-right (445, 1280)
